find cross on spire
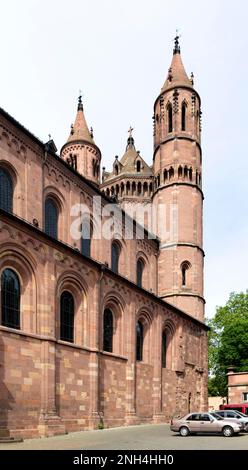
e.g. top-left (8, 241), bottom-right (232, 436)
top-left (173, 30), bottom-right (181, 54)
top-left (128, 126), bottom-right (134, 137)
top-left (78, 91), bottom-right (83, 111)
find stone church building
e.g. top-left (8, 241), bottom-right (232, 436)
top-left (0, 38), bottom-right (208, 439)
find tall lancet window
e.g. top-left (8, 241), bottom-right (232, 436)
top-left (136, 320), bottom-right (144, 361)
top-left (181, 102), bottom-right (186, 131)
top-left (45, 198), bottom-right (58, 239)
top-left (111, 241), bottom-right (120, 274)
top-left (136, 258), bottom-right (144, 288)
top-left (60, 291), bottom-right (74, 343)
top-left (0, 167), bottom-right (13, 213)
top-left (1, 268), bottom-right (20, 329)
top-left (81, 219), bottom-right (91, 257)
top-left (103, 308), bottom-right (113, 352)
top-left (168, 104), bottom-right (173, 133)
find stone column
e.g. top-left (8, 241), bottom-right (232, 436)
top-left (88, 270), bottom-right (103, 429)
top-left (152, 309), bottom-right (164, 423)
top-left (125, 297), bottom-right (138, 425)
top-left (38, 251), bottom-right (65, 437)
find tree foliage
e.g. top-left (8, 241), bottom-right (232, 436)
top-left (208, 291), bottom-right (248, 396)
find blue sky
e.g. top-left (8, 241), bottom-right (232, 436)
top-left (0, 0), bottom-right (247, 318)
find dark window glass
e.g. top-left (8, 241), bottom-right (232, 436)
top-left (103, 308), bottom-right (113, 352)
top-left (1, 268), bottom-right (20, 329)
top-left (81, 221), bottom-right (91, 257)
top-left (136, 259), bottom-right (144, 288)
top-left (60, 291), bottom-right (74, 342)
top-left (0, 167), bottom-right (13, 213)
top-left (45, 198), bottom-right (58, 238)
top-left (162, 331), bottom-right (167, 368)
top-left (182, 266), bottom-right (186, 286)
top-left (181, 103), bottom-right (186, 131)
top-left (111, 242), bottom-right (120, 274)
top-left (168, 105), bottom-right (173, 133)
top-left (137, 161), bottom-right (141, 172)
top-left (136, 320), bottom-right (143, 361)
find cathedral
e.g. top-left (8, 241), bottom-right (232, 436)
top-left (0, 37), bottom-right (208, 439)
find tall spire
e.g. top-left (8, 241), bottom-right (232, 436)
top-left (161, 37), bottom-right (193, 92)
top-left (67, 95), bottom-right (94, 145)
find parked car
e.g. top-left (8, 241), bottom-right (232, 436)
top-left (219, 403), bottom-right (248, 415)
top-left (170, 412), bottom-right (243, 437)
top-left (212, 410), bottom-right (248, 431)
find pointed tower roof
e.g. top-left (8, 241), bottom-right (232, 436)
top-left (67, 95), bottom-right (94, 145)
top-left (119, 128), bottom-right (152, 175)
top-left (161, 36), bottom-right (193, 92)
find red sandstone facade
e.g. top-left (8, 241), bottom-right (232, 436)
top-left (0, 38), bottom-right (208, 439)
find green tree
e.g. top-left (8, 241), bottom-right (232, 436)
top-left (208, 291), bottom-right (248, 396)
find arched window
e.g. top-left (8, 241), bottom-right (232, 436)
top-left (0, 167), bottom-right (13, 213)
top-left (114, 164), bottom-right (119, 175)
top-left (137, 258), bottom-right (144, 288)
top-left (81, 219), bottom-right (91, 257)
top-left (1, 268), bottom-right (20, 329)
top-left (103, 308), bottom-right (113, 352)
top-left (181, 261), bottom-right (190, 287)
top-left (60, 291), bottom-right (74, 342)
top-left (168, 104), bottom-right (173, 133)
top-left (136, 320), bottom-right (143, 361)
top-left (45, 198), bottom-right (58, 238)
top-left (136, 161), bottom-right (141, 172)
top-left (162, 331), bottom-right (167, 368)
top-left (111, 241), bottom-right (120, 274)
top-left (181, 102), bottom-right (186, 131)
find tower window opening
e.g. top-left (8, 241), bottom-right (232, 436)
top-left (114, 165), bottom-right (119, 175)
top-left (136, 161), bottom-right (141, 172)
top-left (181, 261), bottom-right (190, 287)
top-left (181, 102), bottom-right (186, 131)
top-left (168, 104), bottom-right (173, 133)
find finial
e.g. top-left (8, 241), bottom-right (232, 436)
top-left (70, 123), bottom-right (74, 135)
top-left (90, 126), bottom-right (94, 138)
top-left (190, 72), bottom-right (194, 85)
top-left (128, 126), bottom-right (134, 137)
top-left (48, 133), bottom-right (51, 141)
top-left (115, 155), bottom-right (118, 160)
top-left (173, 31), bottom-right (181, 54)
top-left (78, 91), bottom-right (83, 111)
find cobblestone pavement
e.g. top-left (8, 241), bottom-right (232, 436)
top-left (0, 424), bottom-right (248, 450)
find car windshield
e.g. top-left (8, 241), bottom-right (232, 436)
top-left (234, 410), bottom-right (247, 418)
top-left (210, 412), bottom-right (223, 420)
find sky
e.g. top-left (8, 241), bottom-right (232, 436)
top-left (0, 0), bottom-right (248, 319)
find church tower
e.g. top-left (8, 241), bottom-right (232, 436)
top-left (61, 96), bottom-right (101, 185)
top-left (153, 37), bottom-right (204, 321)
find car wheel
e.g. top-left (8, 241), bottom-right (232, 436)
top-left (244, 424), bottom-right (248, 432)
top-left (179, 426), bottom-right (190, 437)
top-left (222, 425), bottom-right (234, 437)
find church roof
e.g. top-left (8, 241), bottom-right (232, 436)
top-left (119, 134), bottom-right (152, 176)
top-left (103, 130), bottom-right (152, 182)
top-left (66, 96), bottom-right (95, 145)
top-left (161, 36), bottom-right (193, 92)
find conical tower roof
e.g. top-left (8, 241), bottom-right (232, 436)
top-left (67, 96), bottom-right (94, 145)
top-left (161, 36), bottom-right (193, 92)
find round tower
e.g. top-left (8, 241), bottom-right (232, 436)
top-left (153, 37), bottom-right (204, 321)
top-left (61, 96), bottom-right (101, 185)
